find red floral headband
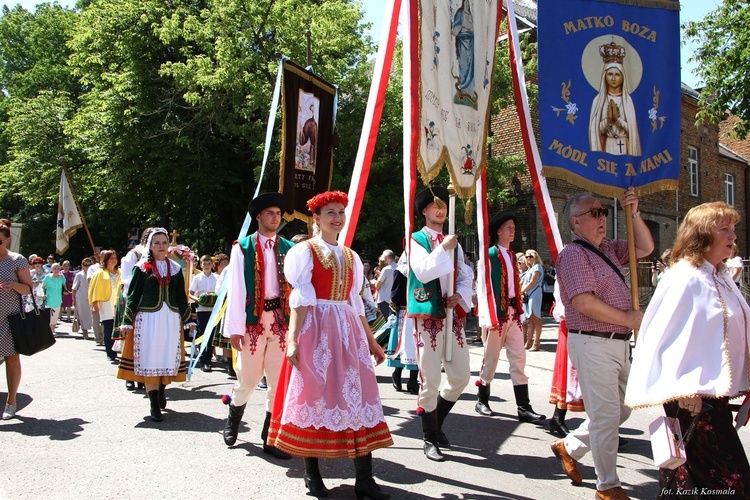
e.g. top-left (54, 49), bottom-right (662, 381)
top-left (307, 191), bottom-right (349, 213)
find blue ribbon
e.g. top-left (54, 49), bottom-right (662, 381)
top-left (187, 56), bottom-right (287, 380)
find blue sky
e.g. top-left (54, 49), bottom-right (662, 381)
top-left (7, 0), bottom-right (723, 88)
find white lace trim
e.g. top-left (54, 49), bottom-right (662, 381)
top-left (282, 401), bottom-right (386, 432)
top-left (312, 331), bottom-right (332, 379)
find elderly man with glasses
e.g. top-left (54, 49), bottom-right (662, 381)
top-left (551, 188), bottom-right (653, 500)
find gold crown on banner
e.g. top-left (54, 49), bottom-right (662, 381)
top-left (599, 41), bottom-right (626, 64)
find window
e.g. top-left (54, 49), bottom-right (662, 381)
top-left (725, 173), bottom-right (735, 207)
top-left (688, 147), bottom-right (699, 197)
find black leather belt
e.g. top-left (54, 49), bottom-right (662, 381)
top-left (263, 297), bottom-right (281, 311)
top-left (569, 329), bottom-right (632, 341)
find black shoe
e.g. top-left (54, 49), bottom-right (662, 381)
top-left (158, 383), bottom-right (167, 410)
top-left (475, 383), bottom-right (494, 416)
top-left (147, 390), bottom-right (163, 422)
top-left (257, 376), bottom-right (267, 389)
top-left (423, 441), bottom-right (445, 462)
top-left (136, 382), bottom-right (145, 390)
top-left (391, 368), bottom-right (403, 392)
top-left (263, 444), bottom-right (292, 460)
top-left (405, 371), bottom-right (419, 395)
top-left (201, 362), bottom-right (212, 373)
top-left (223, 403), bottom-right (246, 446)
top-left (304, 474), bottom-right (329, 497)
top-left (303, 458), bottom-right (329, 498)
top-left (475, 400), bottom-right (493, 416)
top-left (549, 417), bottom-right (569, 437)
top-left (354, 477), bottom-right (391, 500)
top-left (228, 365), bottom-right (237, 379)
top-left (517, 406), bottom-right (546, 424)
top-left (125, 381), bottom-right (135, 391)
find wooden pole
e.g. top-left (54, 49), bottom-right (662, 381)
top-left (624, 203), bottom-right (640, 342)
top-left (61, 164), bottom-right (97, 257)
top-left (444, 184), bottom-right (456, 362)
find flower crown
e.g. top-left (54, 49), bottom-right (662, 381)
top-left (307, 191), bottom-right (349, 213)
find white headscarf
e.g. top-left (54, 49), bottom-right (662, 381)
top-left (145, 227), bottom-right (168, 259)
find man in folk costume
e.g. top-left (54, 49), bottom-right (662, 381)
top-left (408, 186), bottom-right (473, 462)
top-left (222, 192), bottom-right (293, 460)
top-left (475, 211), bottom-right (546, 423)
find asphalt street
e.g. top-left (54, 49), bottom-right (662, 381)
top-left (1, 317), bottom-right (748, 500)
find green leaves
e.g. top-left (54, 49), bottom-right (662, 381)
top-left (684, 0), bottom-right (750, 138)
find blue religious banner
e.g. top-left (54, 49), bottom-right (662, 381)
top-left (538, 0), bottom-right (680, 197)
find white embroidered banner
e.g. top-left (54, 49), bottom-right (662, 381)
top-left (416, 0), bottom-right (500, 198)
top-left (55, 170), bottom-right (83, 255)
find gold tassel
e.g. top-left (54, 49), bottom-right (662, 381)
top-left (464, 199), bottom-right (474, 225)
top-left (433, 195), bottom-right (446, 211)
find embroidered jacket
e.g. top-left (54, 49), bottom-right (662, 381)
top-left (488, 245), bottom-right (523, 322)
top-left (122, 259), bottom-right (191, 326)
top-left (239, 233), bottom-right (294, 325)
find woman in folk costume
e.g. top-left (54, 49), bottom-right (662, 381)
top-left (117, 228), bottom-right (196, 422)
top-left (268, 191), bottom-right (392, 500)
top-left (114, 227), bottom-right (153, 391)
top-left (386, 252), bottom-right (419, 394)
top-left (625, 202), bottom-right (750, 498)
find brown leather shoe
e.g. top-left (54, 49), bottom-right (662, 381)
top-left (595, 486), bottom-right (630, 499)
top-left (550, 439), bottom-right (582, 485)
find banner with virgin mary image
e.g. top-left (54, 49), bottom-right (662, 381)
top-left (415, 0), bottom-right (501, 199)
top-left (279, 59), bottom-right (337, 223)
top-left (537, 0), bottom-right (680, 197)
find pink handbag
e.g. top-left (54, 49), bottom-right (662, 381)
top-left (648, 415), bottom-right (686, 470)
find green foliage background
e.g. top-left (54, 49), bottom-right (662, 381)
top-left (0, 1), bottom-right (528, 264)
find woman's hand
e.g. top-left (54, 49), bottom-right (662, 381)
top-left (369, 337), bottom-right (386, 365)
top-left (678, 396), bottom-right (702, 416)
top-left (286, 340), bottom-right (300, 370)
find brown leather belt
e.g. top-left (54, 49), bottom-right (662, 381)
top-left (263, 297), bottom-right (281, 311)
top-left (569, 329), bottom-right (632, 341)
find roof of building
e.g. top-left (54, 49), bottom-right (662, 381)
top-left (719, 143), bottom-right (749, 164)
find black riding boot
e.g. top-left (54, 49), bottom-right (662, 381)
top-left (391, 367), bottom-right (403, 392)
top-left (435, 395), bottom-right (455, 447)
top-left (158, 383), bottom-right (167, 410)
top-left (405, 370), bottom-right (419, 394)
top-left (475, 383), bottom-right (493, 416)
top-left (421, 410), bottom-right (444, 461)
top-left (303, 458), bottom-right (329, 498)
top-left (353, 453), bottom-right (390, 500)
top-left (514, 384), bottom-right (546, 423)
top-left (147, 390), bottom-right (162, 422)
top-left (261, 411), bottom-right (291, 459)
top-left (549, 407), bottom-right (570, 437)
top-left (223, 403), bottom-right (246, 446)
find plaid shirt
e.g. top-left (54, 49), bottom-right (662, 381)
top-left (556, 236), bottom-right (632, 334)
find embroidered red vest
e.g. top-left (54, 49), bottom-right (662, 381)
top-left (307, 240), bottom-right (355, 301)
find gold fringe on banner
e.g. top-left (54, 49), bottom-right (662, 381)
top-left (542, 165), bottom-right (679, 199)
top-left (594, 0), bottom-right (680, 10)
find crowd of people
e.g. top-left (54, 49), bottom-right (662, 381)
top-left (1, 186), bottom-right (749, 499)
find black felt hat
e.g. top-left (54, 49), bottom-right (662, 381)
top-left (248, 192), bottom-right (286, 218)
top-left (415, 186), bottom-right (450, 215)
top-left (488, 210), bottom-right (516, 245)
top-left (248, 192), bottom-right (286, 233)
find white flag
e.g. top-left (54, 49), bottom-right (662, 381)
top-left (416, 0), bottom-right (500, 199)
top-left (56, 171), bottom-right (83, 254)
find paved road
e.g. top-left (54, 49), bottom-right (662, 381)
top-left (1, 318), bottom-right (748, 499)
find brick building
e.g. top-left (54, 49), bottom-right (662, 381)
top-left (491, 2), bottom-right (748, 262)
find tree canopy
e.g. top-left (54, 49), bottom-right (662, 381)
top-left (684, 0), bottom-right (750, 138)
top-left (0, 0), bottom-right (525, 263)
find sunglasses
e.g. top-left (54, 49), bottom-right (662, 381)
top-left (525, 255), bottom-right (534, 259)
top-left (576, 207), bottom-right (609, 219)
